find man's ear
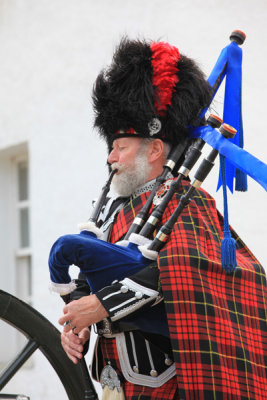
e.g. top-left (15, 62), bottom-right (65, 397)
top-left (148, 139), bottom-right (164, 163)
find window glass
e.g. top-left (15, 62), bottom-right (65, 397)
top-left (18, 161), bottom-right (28, 201)
top-left (19, 207), bottom-right (30, 248)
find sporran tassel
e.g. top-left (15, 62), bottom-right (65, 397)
top-left (102, 386), bottom-right (125, 400)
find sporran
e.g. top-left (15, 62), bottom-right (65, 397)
top-left (100, 364), bottom-right (125, 400)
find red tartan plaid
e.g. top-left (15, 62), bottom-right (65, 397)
top-left (110, 191), bottom-right (151, 244)
top-left (108, 178), bottom-right (267, 400)
top-left (99, 336), bottom-right (179, 400)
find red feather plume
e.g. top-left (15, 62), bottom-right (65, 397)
top-left (151, 42), bottom-right (181, 116)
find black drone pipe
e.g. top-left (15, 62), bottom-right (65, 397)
top-left (148, 123), bottom-right (236, 252)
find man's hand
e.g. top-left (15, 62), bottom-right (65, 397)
top-left (58, 294), bottom-right (108, 334)
top-left (61, 328), bottom-right (90, 364)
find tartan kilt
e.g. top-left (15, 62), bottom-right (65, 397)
top-left (99, 336), bottom-right (179, 400)
top-left (109, 179), bottom-right (267, 400)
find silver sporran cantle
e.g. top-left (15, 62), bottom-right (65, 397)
top-left (100, 363), bottom-right (125, 400)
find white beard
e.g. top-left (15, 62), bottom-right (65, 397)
top-left (111, 151), bottom-right (152, 197)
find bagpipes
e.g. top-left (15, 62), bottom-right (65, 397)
top-left (48, 30), bottom-right (267, 297)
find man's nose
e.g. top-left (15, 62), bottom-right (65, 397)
top-left (107, 148), bottom-right (118, 164)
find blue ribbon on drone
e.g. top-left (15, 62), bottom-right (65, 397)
top-left (189, 125), bottom-right (267, 192)
top-left (200, 41), bottom-right (245, 192)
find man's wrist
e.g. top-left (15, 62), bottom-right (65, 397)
top-left (95, 278), bottom-right (161, 321)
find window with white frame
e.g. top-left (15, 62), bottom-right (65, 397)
top-left (0, 144), bottom-right (32, 364)
top-left (15, 158), bottom-right (32, 305)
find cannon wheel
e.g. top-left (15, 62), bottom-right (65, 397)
top-left (0, 290), bottom-right (98, 400)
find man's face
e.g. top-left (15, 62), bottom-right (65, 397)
top-left (108, 137), bottom-right (152, 196)
top-left (108, 137), bottom-right (142, 173)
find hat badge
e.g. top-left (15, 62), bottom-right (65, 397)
top-left (148, 118), bottom-right (162, 136)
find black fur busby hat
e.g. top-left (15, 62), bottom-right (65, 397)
top-left (93, 38), bottom-right (211, 148)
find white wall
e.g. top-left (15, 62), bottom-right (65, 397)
top-left (0, 0), bottom-right (266, 398)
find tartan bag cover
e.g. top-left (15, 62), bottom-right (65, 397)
top-left (109, 178), bottom-right (267, 400)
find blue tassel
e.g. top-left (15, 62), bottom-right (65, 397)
top-left (221, 231), bottom-right (237, 273)
top-left (220, 155), bottom-right (237, 272)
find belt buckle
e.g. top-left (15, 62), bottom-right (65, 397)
top-left (100, 363), bottom-right (122, 393)
top-left (97, 318), bottom-right (114, 337)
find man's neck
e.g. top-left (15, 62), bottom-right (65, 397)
top-left (130, 172), bottom-right (173, 200)
top-left (130, 178), bottom-right (157, 199)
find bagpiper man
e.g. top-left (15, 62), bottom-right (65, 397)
top-left (57, 38), bottom-right (267, 399)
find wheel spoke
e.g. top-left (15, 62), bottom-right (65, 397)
top-left (0, 290), bottom-right (98, 399)
top-left (0, 338), bottom-right (39, 389)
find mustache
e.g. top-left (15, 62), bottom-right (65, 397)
top-left (110, 162), bottom-right (126, 173)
